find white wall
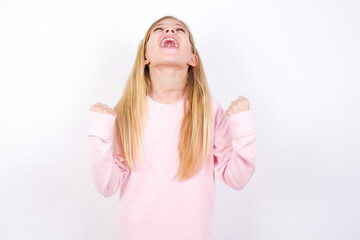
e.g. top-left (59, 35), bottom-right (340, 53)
top-left (1, 0), bottom-right (359, 239)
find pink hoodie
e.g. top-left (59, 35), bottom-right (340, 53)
top-left (87, 94), bottom-right (256, 240)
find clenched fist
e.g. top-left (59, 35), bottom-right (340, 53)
top-left (225, 96), bottom-right (250, 116)
top-left (90, 102), bottom-right (116, 116)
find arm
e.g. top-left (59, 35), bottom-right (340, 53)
top-left (87, 111), bottom-right (131, 197)
top-left (213, 105), bottom-right (256, 191)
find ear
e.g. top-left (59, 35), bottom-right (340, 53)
top-left (144, 58), bottom-right (150, 65)
top-left (188, 54), bottom-right (198, 67)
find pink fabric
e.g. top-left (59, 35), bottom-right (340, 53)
top-left (87, 94), bottom-right (256, 240)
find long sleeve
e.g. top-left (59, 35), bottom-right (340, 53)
top-left (87, 111), bottom-right (131, 198)
top-left (213, 104), bottom-right (256, 191)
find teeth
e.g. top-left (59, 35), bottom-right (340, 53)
top-left (160, 37), bottom-right (179, 48)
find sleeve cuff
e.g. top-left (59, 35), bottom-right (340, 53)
top-left (87, 111), bottom-right (116, 142)
top-left (226, 110), bottom-right (255, 138)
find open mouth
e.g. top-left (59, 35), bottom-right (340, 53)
top-left (160, 37), bottom-right (179, 48)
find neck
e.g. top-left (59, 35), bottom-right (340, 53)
top-left (148, 65), bottom-right (187, 104)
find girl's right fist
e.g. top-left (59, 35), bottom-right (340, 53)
top-left (90, 102), bottom-right (116, 116)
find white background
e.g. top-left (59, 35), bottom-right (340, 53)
top-left (1, 0), bottom-right (359, 239)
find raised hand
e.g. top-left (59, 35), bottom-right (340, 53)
top-left (90, 102), bottom-right (116, 116)
top-left (225, 96), bottom-right (250, 116)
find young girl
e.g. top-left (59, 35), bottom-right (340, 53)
top-left (87, 15), bottom-right (256, 240)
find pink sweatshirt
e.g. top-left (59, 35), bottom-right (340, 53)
top-left (87, 94), bottom-right (256, 240)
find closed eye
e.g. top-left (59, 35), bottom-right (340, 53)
top-left (153, 27), bottom-right (186, 33)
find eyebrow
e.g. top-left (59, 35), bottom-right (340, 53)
top-left (154, 23), bottom-right (186, 28)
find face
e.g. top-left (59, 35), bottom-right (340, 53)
top-left (144, 18), bottom-right (198, 68)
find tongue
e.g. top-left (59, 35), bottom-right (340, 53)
top-left (164, 40), bottom-right (176, 47)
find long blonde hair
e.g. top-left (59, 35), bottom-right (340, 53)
top-left (113, 15), bottom-right (212, 182)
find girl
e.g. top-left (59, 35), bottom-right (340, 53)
top-left (88, 15), bottom-right (256, 240)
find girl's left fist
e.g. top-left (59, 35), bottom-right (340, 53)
top-left (225, 96), bottom-right (250, 116)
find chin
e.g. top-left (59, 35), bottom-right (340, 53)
top-left (154, 59), bottom-right (186, 67)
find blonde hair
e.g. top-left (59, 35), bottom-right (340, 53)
top-left (113, 15), bottom-right (212, 182)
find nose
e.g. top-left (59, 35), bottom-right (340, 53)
top-left (165, 26), bottom-right (176, 34)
